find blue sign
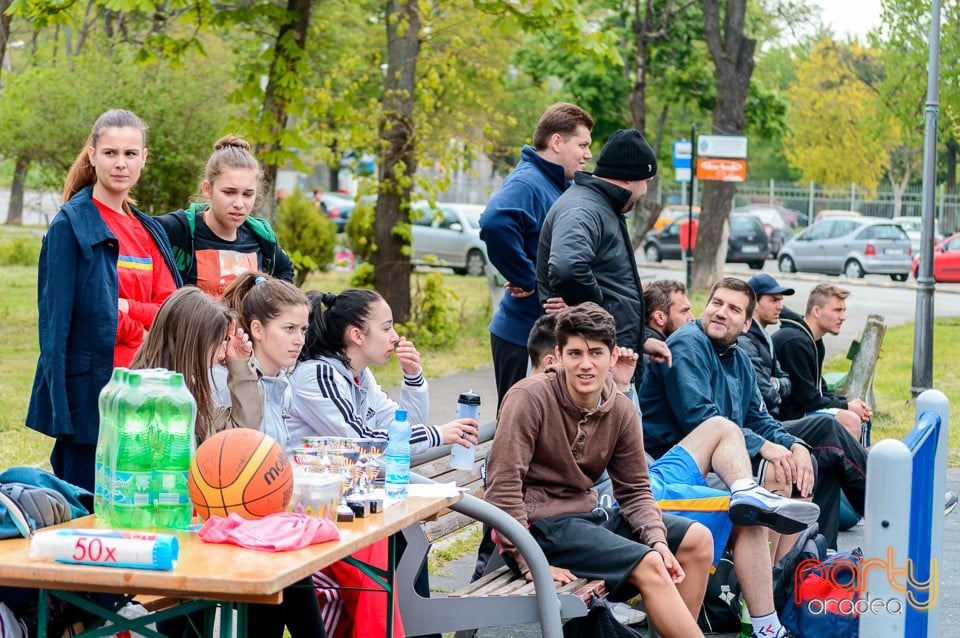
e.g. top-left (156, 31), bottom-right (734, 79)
top-left (673, 140), bottom-right (692, 182)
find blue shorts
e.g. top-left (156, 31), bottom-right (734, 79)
top-left (650, 446), bottom-right (733, 566)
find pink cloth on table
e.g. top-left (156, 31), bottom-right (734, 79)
top-left (198, 512), bottom-right (339, 551)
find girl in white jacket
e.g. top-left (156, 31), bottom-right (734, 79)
top-left (287, 289), bottom-right (478, 454)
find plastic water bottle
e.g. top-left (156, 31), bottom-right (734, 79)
top-left (112, 371), bottom-right (156, 528)
top-left (95, 368), bottom-right (127, 523)
top-left (739, 597), bottom-right (751, 638)
top-left (450, 391), bottom-right (480, 470)
top-left (384, 409), bottom-right (411, 499)
top-left (151, 372), bottom-right (196, 529)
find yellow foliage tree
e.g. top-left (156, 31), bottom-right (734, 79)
top-left (783, 39), bottom-right (895, 193)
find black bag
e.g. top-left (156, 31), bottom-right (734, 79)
top-left (697, 547), bottom-right (741, 632)
top-left (772, 522), bottom-right (828, 613)
top-left (563, 594), bottom-right (645, 638)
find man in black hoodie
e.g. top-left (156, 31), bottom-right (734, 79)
top-left (742, 274), bottom-right (867, 549)
top-left (772, 283), bottom-right (871, 442)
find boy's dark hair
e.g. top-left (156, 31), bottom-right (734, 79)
top-left (532, 103), bottom-right (594, 151)
top-left (527, 313), bottom-right (559, 369)
top-left (708, 277), bottom-right (757, 319)
top-left (555, 302), bottom-right (617, 352)
top-left (644, 279), bottom-right (687, 321)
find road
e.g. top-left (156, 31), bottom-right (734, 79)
top-left (638, 257), bottom-right (960, 359)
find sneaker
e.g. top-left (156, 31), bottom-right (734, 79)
top-left (610, 602), bottom-right (646, 626)
top-left (946, 490), bottom-right (958, 518)
top-left (729, 483), bottom-right (820, 534)
top-left (752, 627), bottom-right (797, 638)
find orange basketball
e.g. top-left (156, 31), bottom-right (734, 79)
top-left (188, 428), bottom-right (293, 520)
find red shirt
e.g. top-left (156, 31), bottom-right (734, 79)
top-left (96, 199), bottom-right (177, 366)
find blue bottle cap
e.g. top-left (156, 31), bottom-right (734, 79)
top-left (152, 534), bottom-right (180, 571)
top-left (395, 409), bottom-right (408, 421)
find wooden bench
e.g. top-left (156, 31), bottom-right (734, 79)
top-left (822, 312), bottom-right (886, 408)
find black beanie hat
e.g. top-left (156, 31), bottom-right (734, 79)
top-left (593, 129), bottom-right (658, 181)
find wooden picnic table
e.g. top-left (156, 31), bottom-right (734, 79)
top-left (0, 492), bottom-right (461, 637)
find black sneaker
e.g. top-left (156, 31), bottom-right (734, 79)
top-left (729, 483), bottom-right (820, 534)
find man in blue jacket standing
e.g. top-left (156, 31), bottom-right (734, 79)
top-left (479, 103), bottom-right (594, 410)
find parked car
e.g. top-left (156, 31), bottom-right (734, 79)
top-left (777, 216), bottom-right (912, 281)
top-left (320, 192), bottom-right (357, 232)
top-left (895, 216), bottom-right (943, 254)
top-left (410, 201), bottom-right (488, 276)
top-left (813, 209), bottom-right (860, 224)
top-left (642, 213), bottom-right (768, 269)
top-left (911, 232), bottom-right (960, 282)
top-left (732, 205), bottom-right (794, 257)
top-left (653, 205), bottom-right (700, 230)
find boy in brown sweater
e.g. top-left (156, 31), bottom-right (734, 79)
top-left (485, 303), bottom-right (710, 638)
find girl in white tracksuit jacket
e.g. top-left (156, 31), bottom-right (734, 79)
top-left (287, 289), bottom-right (479, 455)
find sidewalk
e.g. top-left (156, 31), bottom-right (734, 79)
top-left (397, 365), bottom-right (960, 637)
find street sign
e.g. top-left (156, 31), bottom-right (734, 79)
top-left (696, 158), bottom-right (748, 182)
top-left (697, 135), bottom-right (748, 159)
top-left (673, 140), bottom-right (692, 183)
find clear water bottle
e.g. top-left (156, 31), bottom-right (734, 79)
top-left (112, 371), bottom-right (155, 528)
top-left (384, 409), bottom-right (411, 499)
top-left (95, 367), bottom-right (127, 523)
top-left (151, 372), bottom-right (196, 529)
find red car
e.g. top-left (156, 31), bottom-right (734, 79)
top-left (912, 232), bottom-right (960, 282)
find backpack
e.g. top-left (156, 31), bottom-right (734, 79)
top-left (780, 549), bottom-right (862, 638)
top-left (697, 547), bottom-right (741, 632)
top-left (772, 522), bottom-right (828, 613)
top-left (0, 467), bottom-right (92, 540)
top-left (170, 207), bottom-right (279, 276)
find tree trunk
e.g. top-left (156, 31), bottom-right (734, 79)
top-left (374, 0), bottom-right (420, 323)
top-left (946, 136), bottom-right (958, 190)
top-left (694, 0), bottom-right (755, 292)
top-left (0, 0), bottom-right (13, 82)
top-left (6, 157), bottom-right (27, 226)
top-left (258, 0), bottom-right (314, 221)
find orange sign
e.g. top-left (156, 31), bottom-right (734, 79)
top-left (696, 158), bottom-right (748, 182)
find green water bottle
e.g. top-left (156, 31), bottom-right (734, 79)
top-left (95, 367), bottom-right (127, 523)
top-left (112, 371), bottom-right (155, 528)
top-left (152, 372), bottom-right (197, 529)
top-left (739, 597), bottom-right (752, 638)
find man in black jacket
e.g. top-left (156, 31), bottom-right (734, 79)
top-left (742, 274), bottom-right (867, 549)
top-left (537, 129), bottom-right (671, 380)
top-left (772, 283), bottom-right (871, 441)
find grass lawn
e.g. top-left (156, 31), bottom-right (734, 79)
top-left (1, 225), bottom-right (957, 469)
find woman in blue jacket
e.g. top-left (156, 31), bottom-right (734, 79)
top-left (26, 109), bottom-right (181, 492)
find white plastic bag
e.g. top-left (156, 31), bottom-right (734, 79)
top-left (104, 603), bottom-right (157, 638)
top-left (0, 602), bottom-right (28, 638)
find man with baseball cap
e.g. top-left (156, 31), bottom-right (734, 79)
top-left (536, 129), bottom-right (671, 377)
top-left (739, 274), bottom-right (795, 418)
top-left (741, 274), bottom-right (867, 549)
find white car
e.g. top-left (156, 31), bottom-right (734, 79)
top-left (895, 216), bottom-right (942, 254)
top-left (410, 201), bottom-right (488, 276)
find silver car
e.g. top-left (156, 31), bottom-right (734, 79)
top-left (777, 216), bottom-right (913, 281)
top-left (410, 201), bottom-right (488, 276)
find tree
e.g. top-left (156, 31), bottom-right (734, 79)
top-left (373, 0), bottom-right (421, 322)
top-left (781, 39), bottom-right (893, 193)
top-left (694, 0), bottom-right (755, 291)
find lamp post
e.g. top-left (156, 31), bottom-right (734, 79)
top-left (911, 0), bottom-right (942, 396)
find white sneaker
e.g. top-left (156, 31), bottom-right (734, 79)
top-left (946, 490), bottom-right (958, 518)
top-left (610, 602), bottom-right (647, 626)
top-left (729, 483), bottom-right (819, 534)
